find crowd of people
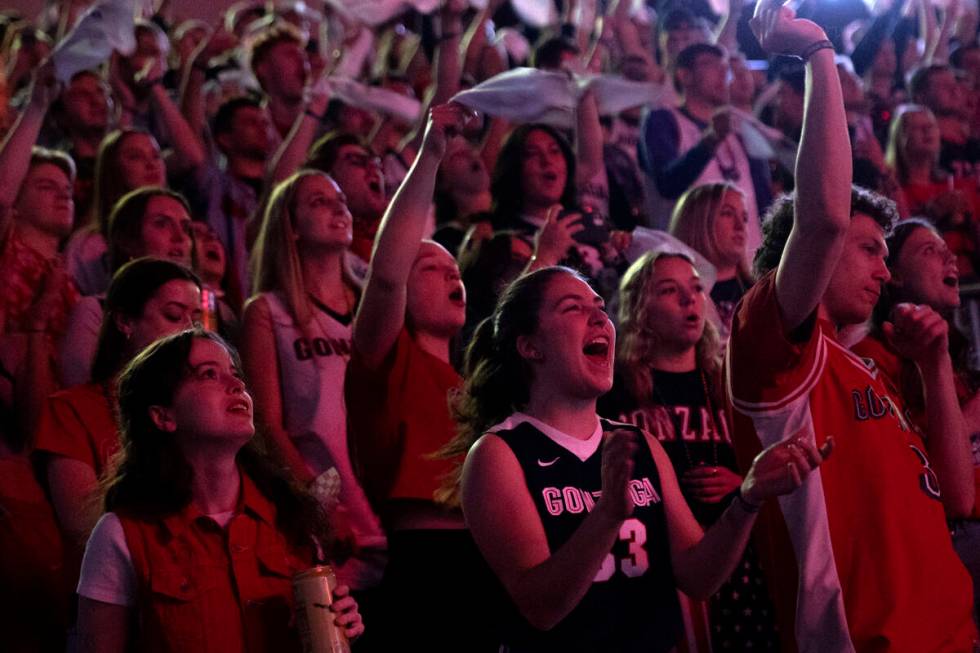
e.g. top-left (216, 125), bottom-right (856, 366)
top-left (1, 0), bottom-right (980, 650)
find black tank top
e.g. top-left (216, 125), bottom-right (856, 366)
top-left (494, 416), bottom-right (681, 653)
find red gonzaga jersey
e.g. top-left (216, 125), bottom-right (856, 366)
top-left (725, 272), bottom-right (975, 653)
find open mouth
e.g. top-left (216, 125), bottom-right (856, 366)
top-left (205, 249), bottom-right (222, 262)
top-left (228, 399), bottom-right (250, 414)
top-left (367, 178), bottom-right (383, 196)
top-left (684, 313), bottom-right (701, 327)
top-left (583, 335), bottom-right (610, 362)
top-left (943, 274), bottom-right (959, 288)
top-left (542, 171), bottom-right (558, 183)
top-left (448, 288), bottom-right (465, 305)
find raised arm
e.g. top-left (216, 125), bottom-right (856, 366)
top-left (352, 103), bottom-right (467, 368)
top-left (884, 304), bottom-right (974, 517)
top-left (0, 62), bottom-right (58, 214)
top-left (751, 1), bottom-right (852, 330)
top-left (268, 80), bottom-right (331, 184)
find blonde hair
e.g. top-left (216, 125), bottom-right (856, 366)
top-left (616, 252), bottom-right (723, 406)
top-left (251, 170), bottom-right (358, 328)
top-left (669, 182), bottom-right (753, 287)
top-left (884, 103), bottom-right (943, 186)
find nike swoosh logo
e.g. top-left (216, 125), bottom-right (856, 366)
top-left (537, 457), bottom-right (560, 467)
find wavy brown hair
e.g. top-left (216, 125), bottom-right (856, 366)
top-left (616, 252), bottom-right (723, 406)
top-left (103, 329), bottom-right (333, 553)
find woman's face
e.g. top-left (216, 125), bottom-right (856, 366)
top-left (901, 110), bottom-right (940, 160)
top-left (121, 279), bottom-right (202, 352)
top-left (644, 256), bottom-right (706, 353)
top-left (167, 338), bottom-right (254, 444)
top-left (440, 139), bottom-right (490, 195)
top-left (139, 196), bottom-right (193, 266)
top-left (190, 221), bottom-right (227, 286)
top-left (520, 129), bottom-right (567, 210)
top-left (522, 272), bottom-right (615, 400)
top-left (406, 241), bottom-right (467, 337)
top-left (292, 175), bottom-right (353, 250)
top-left (119, 133), bottom-right (166, 189)
top-left (893, 227), bottom-right (960, 312)
top-left (712, 190), bottom-right (748, 267)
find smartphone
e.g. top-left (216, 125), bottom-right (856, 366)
top-left (561, 206), bottom-right (611, 247)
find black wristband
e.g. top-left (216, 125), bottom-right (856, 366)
top-left (305, 109), bottom-right (325, 122)
top-left (800, 39), bottom-right (835, 62)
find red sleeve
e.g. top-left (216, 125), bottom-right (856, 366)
top-left (33, 391), bottom-right (98, 470)
top-left (727, 271), bottom-right (826, 415)
top-left (344, 330), bottom-right (411, 508)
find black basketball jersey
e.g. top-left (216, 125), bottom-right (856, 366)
top-left (494, 415), bottom-right (681, 653)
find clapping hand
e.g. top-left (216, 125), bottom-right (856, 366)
top-left (740, 431), bottom-right (834, 507)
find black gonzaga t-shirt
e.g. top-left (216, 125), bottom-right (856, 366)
top-left (599, 369), bottom-right (737, 525)
top-left (710, 277), bottom-right (746, 332)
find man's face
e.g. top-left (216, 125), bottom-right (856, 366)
top-left (60, 73), bottom-right (110, 134)
top-left (226, 105), bottom-right (274, 159)
top-left (14, 163), bottom-right (74, 238)
top-left (823, 213), bottom-right (891, 327)
top-left (258, 40), bottom-right (309, 102)
top-left (329, 144), bottom-right (386, 220)
top-left (660, 24), bottom-right (709, 69)
top-left (922, 69), bottom-right (961, 117)
top-left (682, 52), bottom-right (730, 106)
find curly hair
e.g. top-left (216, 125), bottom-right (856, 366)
top-left (753, 186), bottom-right (900, 277)
top-left (616, 252), bottom-right (723, 407)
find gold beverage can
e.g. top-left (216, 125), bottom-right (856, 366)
top-left (293, 566), bottom-right (351, 653)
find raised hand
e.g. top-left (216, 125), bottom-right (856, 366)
top-left (883, 303), bottom-right (950, 365)
top-left (750, 0), bottom-right (828, 57)
top-left (596, 429), bottom-right (639, 523)
top-left (28, 59), bottom-right (60, 111)
top-left (532, 205), bottom-right (584, 268)
top-left (421, 102), bottom-right (476, 160)
top-left (740, 431), bottom-right (833, 506)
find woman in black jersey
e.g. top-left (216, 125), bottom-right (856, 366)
top-left (601, 250), bottom-right (778, 650)
top-left (439, 266), bottom-right (832, 653)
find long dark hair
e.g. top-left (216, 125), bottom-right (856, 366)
top-left (490, 124), bottom-right (575, 230)
top-left (104, 329), bottom-right (332, 551)
top-left (89, 129), bottom-right (157, 235)
top-left (107, 186), bottom-right (191, 272)
top-left (436, 267), bottom-right (586, 506)
top-left (91, 257), bottom-right (202, 384)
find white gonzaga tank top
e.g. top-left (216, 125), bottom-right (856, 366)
top-left (263, 292), bottom-right (386, 586)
